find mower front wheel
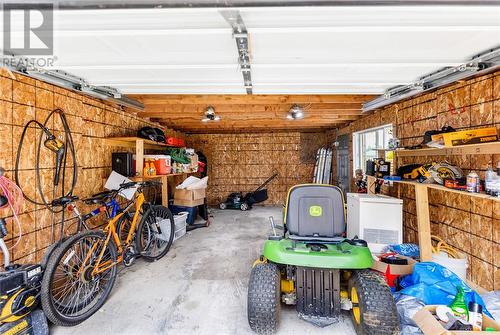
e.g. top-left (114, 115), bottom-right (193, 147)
top-left (349, 270), bottom-right (400, 335)
top-left (247, 263), bottom-right (281, 334)
top-left (219, 203), bottom-right (227, 210)
top-left (240, 202), bottom-right (249, 211)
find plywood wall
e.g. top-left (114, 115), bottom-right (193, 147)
top-left (187, 131), bottom-right (334, 206)
top-left (0, 69), bottom-right (163, 265)
top-left (334, 70), bottom-right (500, 290)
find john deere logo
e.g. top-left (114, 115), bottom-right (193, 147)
top-left (309, 205), bottom-right (322, 217)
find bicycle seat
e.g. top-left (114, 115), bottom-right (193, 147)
top-left (84, 191), bottom-right (114, 205)
top-left (51, 195), bottom-right (79, 207)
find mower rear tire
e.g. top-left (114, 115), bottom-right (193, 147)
top-left (247, 263), bottom-right (280, 334)
top-left (348, 269), bottom-right (400, 335)
top-left (219, 203), bottom-right (227, 210)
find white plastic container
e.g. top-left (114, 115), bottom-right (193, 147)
top-left (432, 251), bottom-right (468, 280)
top-left (173, 212), bottom-right (189, 241)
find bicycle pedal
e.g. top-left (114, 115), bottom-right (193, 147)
top-left (122, 246), bottom-right (139, 267)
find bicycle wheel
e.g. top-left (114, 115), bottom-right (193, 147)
top-left (41, 230), bottom-right (118, 326)
top-left (116, 211), bottom-right (133, 243)
top-left (135, 205), bottom-right (174, 262)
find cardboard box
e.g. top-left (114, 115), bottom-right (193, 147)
top-left (414, 305), bottom-right (500, 334)
top-left (439, 127), bottom-right (498, 147)
top-left (371, 255), bottom-right (417, 276)
top-left (173, 198), bottom-right (205, 207)
top-left (174, 188), bottom-right (206, 201)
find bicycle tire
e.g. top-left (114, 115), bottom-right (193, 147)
top-left (135, 205), bottom-right (174, 262)
top-left (116, 211), bottom-right (134, 244)
top-left (41, 230), bottom-right (118, 326)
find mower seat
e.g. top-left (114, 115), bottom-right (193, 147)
top-left (285, 184), bottom-right (345, 242)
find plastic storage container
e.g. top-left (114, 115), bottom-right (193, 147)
top-left (169, 205), bottom-right (197, 225)
top-left (173, 212), bottom-right (189, 241)
top-left (144, 155), bottom-right (171, 175)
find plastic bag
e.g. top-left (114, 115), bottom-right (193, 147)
top-left (385, 243), bottom-right (420, 258)
top-left (481, 291), bottom-right (500, 321)
top-left (399, 262), bottom-right (492, 318)
top-left (394, 293), bottom-right (425, 335)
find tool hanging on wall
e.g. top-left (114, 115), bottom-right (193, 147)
top-left (14, 108), bottom-right (77, 252)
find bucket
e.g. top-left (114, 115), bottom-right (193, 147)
top-left (432, 251), bottom-right (468, 280)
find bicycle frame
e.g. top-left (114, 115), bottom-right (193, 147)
top-left (67, 197), bottom-right (122, 234)
top-left (87, 191), bottom-right (146, 275)
top-left (81, 197), bottom-right (121, 221)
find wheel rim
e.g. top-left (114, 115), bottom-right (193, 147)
top-left (241, 203), bottom-right (248, 210)
top-left (219, 203), bottom-right (226, 209)
top-left (50, 235), bottom-right (115, 318)
top-left (138, 208), bottom-right (171, 258)
top-left (117, 214), bottom-right (132, 243)
top-left (350, 287), bottom-right (361, 325)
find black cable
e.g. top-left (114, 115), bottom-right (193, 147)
top-left (15, 109), bottom-right (77, 215)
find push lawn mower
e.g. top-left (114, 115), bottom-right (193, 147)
top-left (219, 173), bottom-right (278, 211)
top-left (247, 184), bottom-right (399, 335)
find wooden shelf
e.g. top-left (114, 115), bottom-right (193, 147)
top-left (103, 136), bottom-right (173, 150)
top-left (395, 141), bottom-right (500, 157)
top-left (367, 175), bottom-right (500, 262)
top-left (130, 172), bottom-right (194, 181)
top-left (384, 179), bottom-right (500, 202)
top-left (104, 137), bottom-right (193, 207)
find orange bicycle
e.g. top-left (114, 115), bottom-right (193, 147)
top-left (40, 181), bottom-right (175, 326)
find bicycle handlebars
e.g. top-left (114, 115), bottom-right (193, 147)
top-left (118, 180), bottom-right (161, 190)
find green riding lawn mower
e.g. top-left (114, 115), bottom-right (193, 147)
top-left (247, 184), bottom-right (400, 335)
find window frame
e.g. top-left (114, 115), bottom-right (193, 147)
top-left (352, 124), bottom-right (393, 176)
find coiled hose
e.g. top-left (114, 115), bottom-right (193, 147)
top-left (0, 168), bottom-right (24, 249)
top-left (431, 235), bottom-right (460, 258)
top-left (14, 108), bottom-right (77, 243)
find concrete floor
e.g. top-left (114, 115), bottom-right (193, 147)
top-left (52, 207), bottom-right (356, 335)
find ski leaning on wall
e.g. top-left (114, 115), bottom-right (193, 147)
top-left (313, 147), bottom-right (333, 184)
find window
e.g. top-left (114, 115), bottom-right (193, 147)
top-left (353, 124), bottom-right (393, 175)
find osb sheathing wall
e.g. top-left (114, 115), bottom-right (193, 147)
top-left (333, 70), bottom-right (500, 290)
top-left (0, 70), bottom-right (163, 265)
top-left (187, 132), bottom-right (334, 206)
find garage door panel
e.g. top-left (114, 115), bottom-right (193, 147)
top-left (55, 8), bottom-right (228, 31)
top-left (241, 6), bottom-right (500, 28)
top-left (54, 34), bottom-right (236, 66)
top-left (251, 65), bottom-right (445, 85)
top-left (250, 30), bottom-right (500, 64)
top-left (68, 68), bottom-right (243, 86)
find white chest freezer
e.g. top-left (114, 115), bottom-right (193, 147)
top-left (346, 193), bottom-right (403, 254)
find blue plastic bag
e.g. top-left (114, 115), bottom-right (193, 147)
top-left (399, 262), bottom-right (493, 319)
top-left (387, 243), bottom-right (420, 258)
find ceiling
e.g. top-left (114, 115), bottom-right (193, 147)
top-left (131, 94), bottom-right (373, 132)
top-left (35, 5), bottom-right (500, 95)
top-left (3, 4), bottom-right (499, 132)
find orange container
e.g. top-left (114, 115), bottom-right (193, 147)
top-left (154, 160), bottom-right (171, 175)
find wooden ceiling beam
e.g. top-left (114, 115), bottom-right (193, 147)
top-left (140, 103), bottom-right (363, 111)
top-left (131, 94), bottom-right (375, 105)
top-left (139, 106), bottom-right (363, 118)
top-left (151, 115), bottom-right (360, 122)
top-left (177, 126), bottom-right (345, 134)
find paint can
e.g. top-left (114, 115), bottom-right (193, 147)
top-left (466, 171), bottom-right (480, 193)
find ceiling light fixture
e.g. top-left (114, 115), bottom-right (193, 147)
top-left (286, 105), bottom-right (305, 120)
top-left (201, 106), bottom-right (221, 122)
